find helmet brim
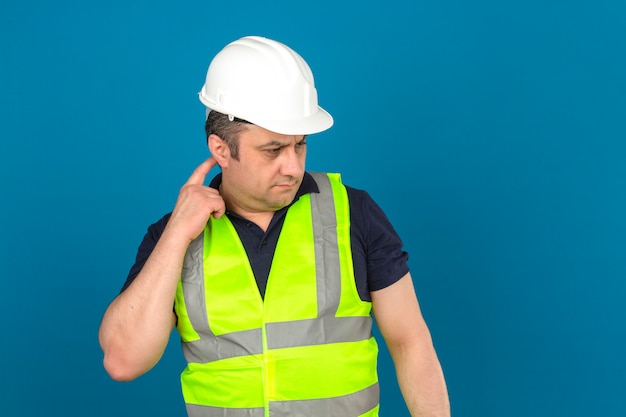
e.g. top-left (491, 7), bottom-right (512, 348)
top-left (245, 107), bottom-right (334, 135)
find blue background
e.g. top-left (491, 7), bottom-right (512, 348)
top-left (1, 1), bottom-right (625, 416)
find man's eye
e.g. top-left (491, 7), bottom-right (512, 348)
top-left (266, 148), bottom-right (281, 154)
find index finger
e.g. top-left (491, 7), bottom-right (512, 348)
top-left (185, 157), bottom-right (219, 186)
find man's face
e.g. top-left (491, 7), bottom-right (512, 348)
top-left (220, 124), bottom-right (307, 214)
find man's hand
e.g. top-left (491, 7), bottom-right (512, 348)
top-left (166, 157), bottom-right (226, 243)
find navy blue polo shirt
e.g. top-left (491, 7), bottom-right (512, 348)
top-left (121, 172), bottom-right (409, 302)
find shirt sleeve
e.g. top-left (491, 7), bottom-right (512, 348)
top-left (119, 213), bottom-right (171, 293)
top-left (347, 186), bottom-right (410, 301)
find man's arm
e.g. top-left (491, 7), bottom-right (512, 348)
top-left (98, 158), bottom-right (225, 381)
top-left (371, 273), bottom-right (450, 417)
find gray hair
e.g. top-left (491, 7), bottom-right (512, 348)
top-left (204, 111), bottom-right (251, 160)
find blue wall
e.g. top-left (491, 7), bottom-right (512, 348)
top-left (2, 1), bottom-right (625, 416)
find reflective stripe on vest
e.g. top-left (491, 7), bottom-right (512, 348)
top-left (186, 383), bottom-right (380, 417)
top-left (175, 173), bottom-right (379, 417)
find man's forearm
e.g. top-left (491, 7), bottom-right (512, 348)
top-left (392, 342), bottom-right (450, 417)
top-left (98, 228), bottom-right (189, 381)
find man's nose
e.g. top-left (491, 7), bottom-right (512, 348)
top-left (280, 147), bottom-right (304, 177)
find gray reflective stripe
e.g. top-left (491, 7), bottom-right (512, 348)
top-left (266, 316), bottom-right (372, 349)
top-left (186, 383), bottom-right (379, 417)
top-left (187, 404), bottom-right (264, 417)
top-left (181, 235), bottom-right (210, 336)
top-left (183, 328), bottom-right (263, 363)
top-left (309, 172), bottom-right (342, 316)
top-left (269, 382), bottom-right (380, 417)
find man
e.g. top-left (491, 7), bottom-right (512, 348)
top-left (99, 36), bottom-right (450, 417)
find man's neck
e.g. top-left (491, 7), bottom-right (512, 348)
top-left (219, 186), bottom-right (276, 232)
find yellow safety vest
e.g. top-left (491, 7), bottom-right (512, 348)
top-left (175, 173), bottom-right (380, 417)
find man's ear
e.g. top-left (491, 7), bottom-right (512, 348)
top-left (208, 134), bottom-right (230, 168)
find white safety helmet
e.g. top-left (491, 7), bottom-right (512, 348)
top-left (198, 36), bottom-right (333, 135)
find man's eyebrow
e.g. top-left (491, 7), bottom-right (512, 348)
top-left (258, 140), bottom-right (288, 148)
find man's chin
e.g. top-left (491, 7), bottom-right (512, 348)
top-left (266, 192), bottom-right (297, 210)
